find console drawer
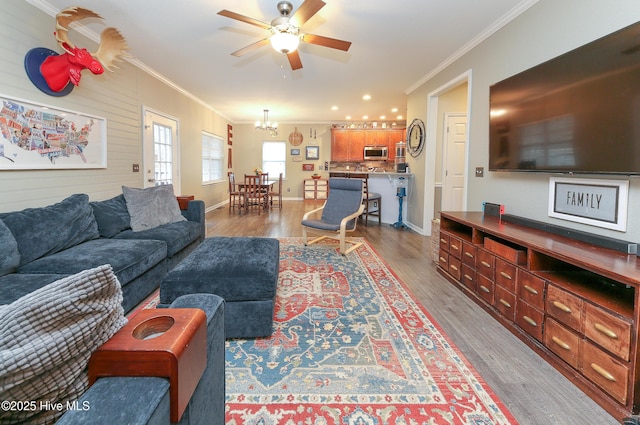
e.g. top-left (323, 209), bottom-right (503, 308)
top-left (495, 285), bottom-right (516, 321)
top-left (438, 249), bottom-right (448, 270)
top-left (518, 271), bottom-right (545, 310)
top-left (476, 249), bottom-right (495, 279)
top-left (584, 304), bottom-right (631, 361)
top-left (516, 300), bottom-right (544, 342)
top-left (439, 232), bottom-right (450, 253)
top-left (545, 318), bottom-right (580, 369)
top-left (461, 264), bottom-right (476, 291)
top-left (462, 241), bottom-right (477, 267)
top-left (477, 273), bottom-right (494, 305)
top-left (495, 258), bottom-right (517, 293)
top-left (449, 235), bottom-right (462, 259)
top-left (581, 340), bottom-right (629, 405)
top-left (546, 285), bottom-right (582, 332)
top-left (448, 256), bottom-right (462, 281)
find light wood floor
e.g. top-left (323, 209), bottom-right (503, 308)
top-left (206, 200), bottom-right (619, 425)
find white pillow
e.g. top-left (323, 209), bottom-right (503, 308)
top-left (0, 265), bottom-right (127, 424)
top-left (122, 184), bottom-right (186, 232)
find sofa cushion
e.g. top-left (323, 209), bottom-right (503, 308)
top-left (0, 219), bottom-right (20, 277)
top-left (122, 184), bottom-right (186, 232)
top-left (0, 264), bottom-right (127, 424)
top-left (90, 194), bottom-right (131, 238)
top-left (0, 194), bottom-right (99, 266)
top-left (113, 220), bottom-right (202, 257)
top-left (0, 273), bottom-right (69, 306)
top-left (17, 238), bottom-right (167, 286)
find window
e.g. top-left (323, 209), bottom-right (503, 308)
top-left (262, 141), bottom-right (286, 179)
top-left (202, 132), bottom-right (223, 183)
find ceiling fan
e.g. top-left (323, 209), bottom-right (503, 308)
top-left (218, 0), bottom-right (351, 70)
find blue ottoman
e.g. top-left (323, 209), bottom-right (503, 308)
top-left (160, 237), bottom-right (279, 339)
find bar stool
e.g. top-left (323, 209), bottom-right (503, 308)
top-left (349, 173), bottom-right (381, 225)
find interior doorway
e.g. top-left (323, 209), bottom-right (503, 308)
top-left (142, 107), bottom-right (180, 189)
top-left (423, 70), bottom-right (471, 235)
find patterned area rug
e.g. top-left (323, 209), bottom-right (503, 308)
top-left (225, 237), bottom-right (517, 425)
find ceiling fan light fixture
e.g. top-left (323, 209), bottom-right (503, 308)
top-left (270, 27), bottom-right (300, 54)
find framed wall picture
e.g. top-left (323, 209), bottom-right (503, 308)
top-left (302, 163), bottom-right (314, 171)
top-left (0, 94), bottom-right (107, 169)
top-left (305, 145), bottom-right (319, 160)
top-left (290, 148), bottom-right (300, 156)
top-left (548, 177), bottom-right (629, 231)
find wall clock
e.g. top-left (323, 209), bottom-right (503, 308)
top-left (407, 118), bottom-right (425, 157)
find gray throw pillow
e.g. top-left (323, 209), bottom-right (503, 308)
top-left (122, 184), bottom-right (186, 232)
top-left (0, 264), bottom-right (127, 424)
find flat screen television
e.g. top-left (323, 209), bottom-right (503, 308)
top-left (489, 21), bottom-right (640, 175)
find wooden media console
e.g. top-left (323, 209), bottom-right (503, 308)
top-left (437, 211), bottom-right (640, 421)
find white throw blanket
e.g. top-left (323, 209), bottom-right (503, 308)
top-left (0, 265), bottom-right (127, 424)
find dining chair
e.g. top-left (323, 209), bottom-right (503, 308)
top-left (227, 171), bottom-right (243, 211)
top-left (301, 178), bottom-right (365, 255)
top-left (269, 173), bottom-right (283, 209)
top-left (243, 174), bottom-right (263, 214)
top-left (349, 173), bottom-right (381, 225)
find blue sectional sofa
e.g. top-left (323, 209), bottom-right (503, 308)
top-left (0, 190), bottom-right (205, 313)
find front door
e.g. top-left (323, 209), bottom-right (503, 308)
top-left (442, 113), bottom-right (467, 211)
top-left (142, 107), bottom-right (180, 188)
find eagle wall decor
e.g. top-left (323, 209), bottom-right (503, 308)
top-left (25, 6), bottom-right (130, 96)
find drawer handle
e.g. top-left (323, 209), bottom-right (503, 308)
top-left (440, 238), bottom-right (447, 244)
top-left (464, 274), bottom-right (473, 281)
top-left (465, 252), bottom-right (474, 258)
top-left (522, 315), bottom-right (537, 327)
top-left (450, 264), bottom-right (459, 271)
top-left (481, 261), bottom-right (491, 268)
top-left (551, 336), bottom-right (571, 351)
top-left (594, 323), bottom-right (618, 339)
top-left (523, 285), bottom-right (538, 295)
top-left (590, 363), bottom-right (616, 382)
top-left (480, 285), bottom-right (491, 293)
top-left (499, 299), bottom-right (511, 308)
top-left (451, 243), bottom-right (459, 250)
top-left (552, 301), bottom-right (572, 314)
top-left (499, 271), bottom-right (512, 280)
top-left (440, 257), bottom-right (447, 263)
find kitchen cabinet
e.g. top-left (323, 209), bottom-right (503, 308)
top-left (437, 211), bottom-right (640, 421)
top-left (331, 128), bottom-right (405, 162)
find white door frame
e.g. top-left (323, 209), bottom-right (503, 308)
top-left (142, 106), bottom-right (181, 190)
top-left (422, 70), bottom-right (472, 235)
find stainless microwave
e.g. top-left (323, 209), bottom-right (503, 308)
top-left (363, 146), bottom-right (388, 161)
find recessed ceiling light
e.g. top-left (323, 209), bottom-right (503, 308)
top-left (346, 115), bottom-right (351, 120)
top-left (363, 115), bottom-right (368, 120)
top-left (331, 105), bottom-right (338, 111)
top-left (391, 108), bottom-right (398, 113)
top-left (380, 115), bottom-right (386, 120)
top-left (362, 94), bottom-right (371, 101)
top-left (397, 115), bottom-right (403, 120)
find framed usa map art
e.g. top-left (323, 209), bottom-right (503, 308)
top-left (0, 94), bottom-right (107, 169)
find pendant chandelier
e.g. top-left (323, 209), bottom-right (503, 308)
top-left (255, 109), bottom-right (278, 136)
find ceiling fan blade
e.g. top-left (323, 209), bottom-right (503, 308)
top-left (231, 39), bottom-right (270, 57)
top-left (218, 10), bottom-right (271, 30)
top-left (302, 33), bottom-right (352, 51)
top-left (291, 0), bottom-right (326, 26)
top-left (287, 51), bottom-right (303, 70)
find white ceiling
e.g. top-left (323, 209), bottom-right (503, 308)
top-left (31, 0), bottom-right (537, 125)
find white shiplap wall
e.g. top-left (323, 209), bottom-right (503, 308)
top-left (0, 1), bottom-right (230, 213)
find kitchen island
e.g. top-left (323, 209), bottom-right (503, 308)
top-left (329, 171), bottom-right (413, 225)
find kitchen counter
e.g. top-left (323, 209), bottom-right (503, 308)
top-left (328, 171), bottom-right (413, 225)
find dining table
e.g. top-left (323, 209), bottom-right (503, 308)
top-left (236, 180), bottom-right (274, 211)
